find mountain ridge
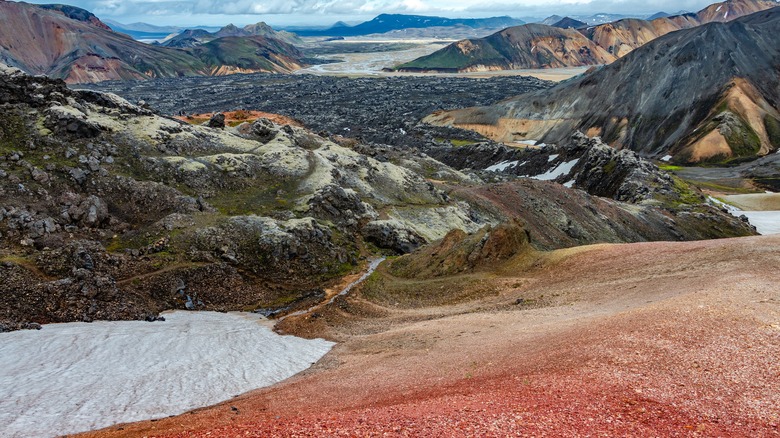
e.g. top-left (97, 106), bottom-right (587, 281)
top-left (424, 8), bottom-right (780, 164)
top-left (397, 0), bottom-right (777, 72)
top-left (294, 14), bottom-right (525, 37)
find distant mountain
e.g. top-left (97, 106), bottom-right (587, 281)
top-left (396, 0), bottom-right (777, 72)
top-left (425, 8), bottom-right (780, 164)
top-left (551, 17), bottom-right (588, 29)
top-left (104, 20), bottom-right (179, 35)
top-left (540, 15), bottom-right (563, 25)
top-left (163, 22), bottom-right (302, 47)
top-left (646, 11), bottom-right (672, 20)
top-left (578, 13), bottom-right (635, 24)
top-left (543, 13), bottom-right (635, 26)
top-left (102, 21), bottom-right (222, 41)
top-left (0, 2), bottom-right (305, 83)
top-left (646, 10), bottom-right (690, 20)
top-left (294, 14), bottom-right (525, 37)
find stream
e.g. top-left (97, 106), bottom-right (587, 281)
top-left (277, 257), bottom-right (386, 322)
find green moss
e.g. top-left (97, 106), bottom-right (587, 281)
top-left (764, 115), bottom-right (780, 149)
top-left (208, 179), bottom-right (300, 216)
top-left (723, 118), bottom-right (761, 159)
top-left (670, 176), bottom-right (704, 206)
top-left (690, 180), bottom-right (760, 194)
top-left (658, 164), bottom-right (684, 171)
top-left (602, 159), bottom-right (617, 175)
top-left (0, 111), bottom-right (29, 154)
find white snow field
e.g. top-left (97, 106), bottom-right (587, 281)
top-left (0, 311), bottom-right (334, 437)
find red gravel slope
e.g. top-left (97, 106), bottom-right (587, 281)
top-left (80, 235), bottom-right (780, 437)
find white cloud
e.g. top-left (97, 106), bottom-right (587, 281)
top-left (19, 0), bottom-right (728, 25)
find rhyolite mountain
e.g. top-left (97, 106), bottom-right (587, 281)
top-left (424, 8), bottom-right (780, 164)
top-left (396, 24), bottom-right (616, 72)
top-left (0, 1), bottom-right (305, 83)
top-left (397, 0), bottom-right (777, 72)
top-left (294, 14), bottom-right (525, 37)
top-left (0, 63), bottom-right (754, 330)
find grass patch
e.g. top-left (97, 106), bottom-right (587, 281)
top-left (360, 262), bottom-right (499, 308)
top-left (208, 180), bottom-right (300, 216)
top-left (658, 164), bottom-right (684, 171)
top-left (688, 180), bottom-right (760, 194)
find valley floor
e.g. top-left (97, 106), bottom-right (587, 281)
top-left (79, 234), bottom-right (780, 437)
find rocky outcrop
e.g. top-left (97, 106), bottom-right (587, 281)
top-left (424, 132), bottom-right (756, 247)
top-left (307, 185), bottom-right (378, 229)
top-left (0, 64), bottom-right (496, 329)
top-left (362, 220), bottom-right (427, 254)
top-left (390, 219), bottom-right (531, 278)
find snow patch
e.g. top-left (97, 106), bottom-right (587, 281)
top-left (563, 180), bottom-right (575, 188)
top-left (547, 154), bottom-right (559, 162)
top-left (0, 312), bottom-right (334, 438)
top-left (485, 160), bottom-right (519, 172)
top-left (531, 159), bottom-right (580, 181)
top-left (661, 155), bottom-right (673, 162)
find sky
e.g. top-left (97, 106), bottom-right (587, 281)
top-left (20, 0), bottom-right (733, 27)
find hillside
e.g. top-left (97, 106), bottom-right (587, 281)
top-left (397, 0), bottom-right (777, 72)
top-left (190, 36), bottom-right (305, 74)
top-left (0, 64), bottom-right (754, 330)
top-left (0, 2), bottom-right (304, 83)
top-left (78, 233), bottom-right (780, 437)
top-left (424, 8), bottom-right (780, 164)
top-left (397, 24), bottom-right (615, 72)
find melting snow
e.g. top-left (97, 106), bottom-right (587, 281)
top-left (531, 159), bottom-right (580, 181)
top-left (486, 160), bottom-right (519, 172)
top-left (563, 180), bottom-right (575, 188)
top-left (0, 311), bottom-right (334, 438)
top-left (661, 155), bottom-right (673, 162)
top-left (716, 5), bottom-right (723, 11)
top-left (547, 154), bottom-right (559, 162)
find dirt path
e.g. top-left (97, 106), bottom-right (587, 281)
top-left (79, 235), bottom-right (780, 437)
